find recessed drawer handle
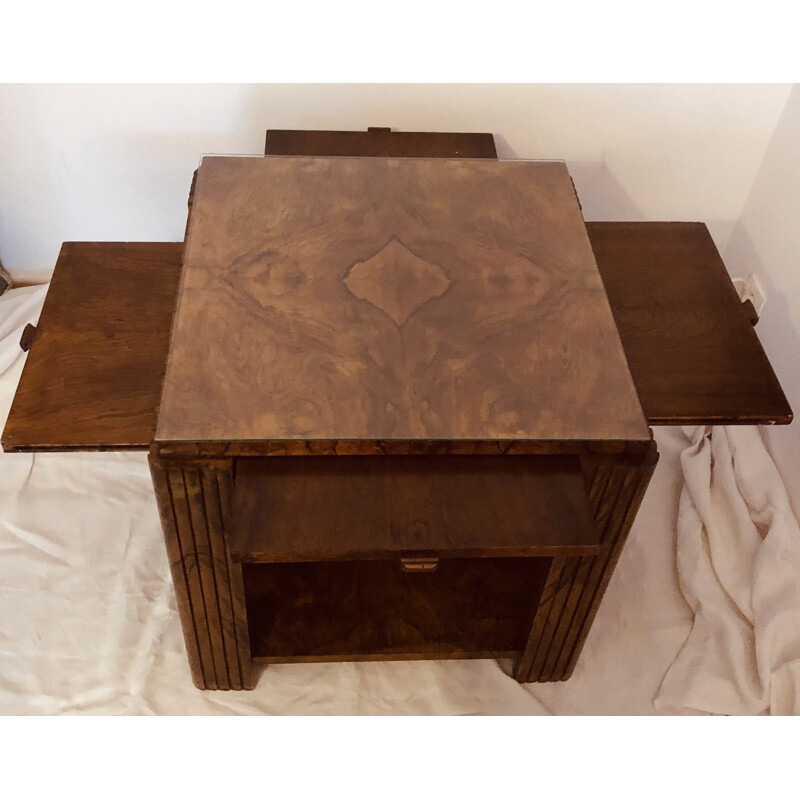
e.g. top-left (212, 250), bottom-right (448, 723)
top-left (400, 557), bottom-right (439, 573)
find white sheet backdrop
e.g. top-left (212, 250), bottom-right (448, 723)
top-left (1, 285), bottom-right (796, 714)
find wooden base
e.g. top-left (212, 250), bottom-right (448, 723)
top-left (149, 442), bottom-right (657, 690)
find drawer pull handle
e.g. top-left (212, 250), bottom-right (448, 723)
top-left (400, 557), bottom-right (439, 573)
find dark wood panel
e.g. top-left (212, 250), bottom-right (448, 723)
top-left (157, 156), bottom-right (649, 448)
top-left (244, 557), bottom-right (549, 662)
top-left (2, 242), bottom-right (183, 452)
top-left (154, 438), bottom-right (651, 459)
top-left (6, 222), bottom-right (784, 455)
top-left (150, 457), bottom-right (256, 690)
top-left (514, 444), bottom-right (658, 683)
top-left (231, 455), bottom-right (601, 563)
top-left (588, 221), bottom-right (792, 425)
top-left (265, 128), bottom-right (497, 159)
top-left (165, 465), bottom-right (219, 688)
top-left (149, 459), bottom-right (208, 689)
top-left (183, 467), bottom-right (230, 688)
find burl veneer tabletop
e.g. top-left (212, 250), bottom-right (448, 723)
top-left (156, 156), bottom-right (649, 452)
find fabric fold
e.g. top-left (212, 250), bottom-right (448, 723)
top-left (655, 426), bottom-right (800, 715)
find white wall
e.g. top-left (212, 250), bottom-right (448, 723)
top-left (724, 84), bottom-right (800, 511)
top-left (0, 84), bottom-right (791, 280)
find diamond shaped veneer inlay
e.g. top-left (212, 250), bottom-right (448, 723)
top-left (343, 238), bottom-right (451, 326)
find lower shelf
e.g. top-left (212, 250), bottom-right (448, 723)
top-left (244, 557), bottom-right (551, 663)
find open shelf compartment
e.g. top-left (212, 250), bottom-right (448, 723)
top-left (244, 556), bottom-right (551, 663)
top-left (230, 454), bottom-right (601, 563)
top-left (231, 453), bottom-right (595, 664)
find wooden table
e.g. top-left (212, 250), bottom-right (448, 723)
top-left (3, 129), bottom-right (792, 691)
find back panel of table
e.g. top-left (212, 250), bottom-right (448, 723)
top-left (265, 129), bottom-right (497, 159)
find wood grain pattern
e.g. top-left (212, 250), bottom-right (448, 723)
top-left (231, 455), bottom-right (601, 563)
top-left (262, 128), bottom-right (791, 430)
top-left (5, 221), bottom-right (785, 455)
top-left (265, 128), bottom-right (497, 159)
top-left (150, 459), bottom-right (207, 688)
top-left (156, 156), bottom-right (649, 449)
top-left (588, 221), bottom-right (792, 425)
top-left (6, 222), bottom-right (789, 456)
top-left (513, 443), bottom-right (658, 682)
top-left (215, 465), bottom-right (258, 690)
top-left (149, 457), bottom-right (255, 690)
top-left (244, 557), bottom-right (551, 663)
top-left (153, 438), bottom-right (651, 459)
top-left (2, 242), bottom-right (183, 452)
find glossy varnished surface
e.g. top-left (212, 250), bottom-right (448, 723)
top-left (231, 455), bottom-right (601, 563)
top-left (156, 156), bottom-right (649, 448)
top-left (5, 218), bottom-right (789, 456)
top-left (2, 242), bottom-right (183, 452)
top-left (588, 222), bottom-right (792, 425)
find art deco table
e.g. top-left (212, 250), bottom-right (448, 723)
top-left (2, 129), bottom-right (792, 691)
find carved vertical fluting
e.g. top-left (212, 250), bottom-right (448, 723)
top-left (215, 465), bottom-right (256, 689)
top-left (149, 456), bottom-right (256, 690)
top-left (514, 441), bottom-right (658, 683)
top-left (150, 458), bottom-right (208, 689)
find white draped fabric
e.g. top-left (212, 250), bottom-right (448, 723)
top-left (655, 426), bottom-right (800, 715)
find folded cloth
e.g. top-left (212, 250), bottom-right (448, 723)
top-left (655, 425), bottom-right (800, 715)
